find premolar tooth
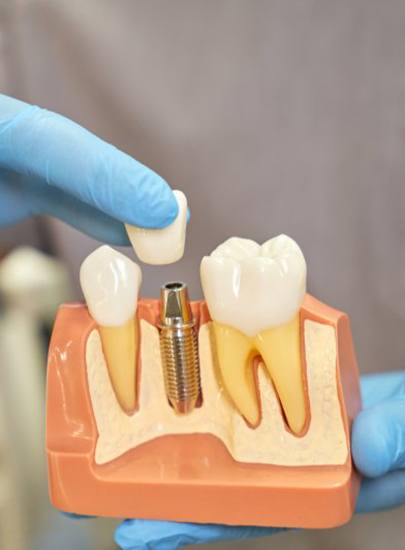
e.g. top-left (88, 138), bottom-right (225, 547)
top-left (80, 245), bottom-right (141, 413)
top-left (125, 190), bottom-right (187, 265)
top-left (201, 234), bottom-right (307, 434)
top-left (98, 320), bottom-right (139, 413)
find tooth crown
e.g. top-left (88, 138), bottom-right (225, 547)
top-left (125, 190), bottom-right (187, 265)
top-left (79, 245), bottom-right (141, 327)
top-left (201, 235), bottom-right (307, 336)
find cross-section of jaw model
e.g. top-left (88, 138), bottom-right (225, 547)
top-left (46, 232), bottom-right (362, 529)
top-left (200, 234), bottom-right (307, 434)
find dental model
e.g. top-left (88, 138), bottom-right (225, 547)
top-left (201, 234), bottom-right (307, 434)
top-left (125, 190), bottom-right (187, 265)
top-left (47, 233), bottom-right (362, 528)
top-left (79, 245), bottom-right (141, 413)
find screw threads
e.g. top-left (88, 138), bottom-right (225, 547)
top-left (159, 282), bottom-right (201, 414)
top-left (160, 327), bottom-right (200, 413)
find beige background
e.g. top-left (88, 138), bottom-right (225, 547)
top-left (1, 0), bottom-right (404, 548)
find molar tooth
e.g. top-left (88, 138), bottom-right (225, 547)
top-left (255, 315), bottom-right (306, 434)
top-left (80, 245), bottom-right (141, 413)
top-left (125, 190), bottom-right (187, 265)
top-left (213, 323), bottom-right (260, 427)
top-left (201, 234), bottom-right (307, 434)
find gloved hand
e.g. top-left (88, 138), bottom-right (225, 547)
top-left (115, 371), bottom-right (405, 549)
top-left (352, 371), bottom-right (405, 512)
top-left (0, 94), bottom-right (178, 238)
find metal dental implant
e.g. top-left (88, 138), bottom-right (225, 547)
top-left (159, 282), bottom-right (201, 414)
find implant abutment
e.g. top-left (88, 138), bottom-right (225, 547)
top-left (159, 282), bottom-right (201, 414)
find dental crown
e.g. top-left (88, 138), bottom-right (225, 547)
top-left (200, 234), bottom-right (307, 336)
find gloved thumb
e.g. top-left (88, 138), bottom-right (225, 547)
top-left (352, 397), bottom-right (405, 478)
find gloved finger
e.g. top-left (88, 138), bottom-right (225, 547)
top-left (28, 178), bottom-right (131, 245)
top-left (0, 171), bottom-right (130, 243)
top-left (356, 470), bottom-right (405, 513)
top-left (360, 371), bottom-right (405, 408)
top-left (352, 397), bottom-right (405, 477)
top-left (115, 519), bottom-right (284, 550)
top-left (0, 94), bottom-right (178, 228)
top-left (0, 170), bottom-right (30, 225)
top-left (39, 188), bottom-right (131, 245)
top-left (29, 180), bottom-right (190, 243)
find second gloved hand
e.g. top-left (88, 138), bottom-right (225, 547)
top-left (0, 94), bottom-right (178, 240)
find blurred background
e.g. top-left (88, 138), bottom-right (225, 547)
top-left (0, 1), bottom-right (404, 548)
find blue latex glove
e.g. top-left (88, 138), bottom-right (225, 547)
top-left (115, 371), bottom-right (405, 549)
top-left (0, 94), bottom-right (178, 239)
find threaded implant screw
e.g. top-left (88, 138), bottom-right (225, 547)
top-left (159, 282), bottom-right (201, 414)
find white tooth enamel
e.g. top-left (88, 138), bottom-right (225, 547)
top-left (79, 245), bottom-right (141, 326)
top-left (211, 237), bottom-right (261, 260)
top-left (125, 190), bottom-right (187, 265)
top-left (201, 235), bottom-right (306, 336)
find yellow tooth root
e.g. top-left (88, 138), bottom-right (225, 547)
top-left (212, 323), bottom-right (260, 427)
top-left (255, 314), bottom-right (307, 435)
top-left (212, 314), bottom-right (307, 434)
top-left (98, 318), bottom-right (138, 414)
